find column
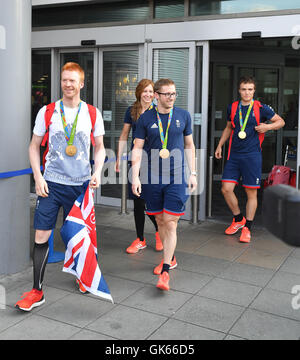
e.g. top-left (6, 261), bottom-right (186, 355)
top-left (0, 0), bottom-right (32, 274)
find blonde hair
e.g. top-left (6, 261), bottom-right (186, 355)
top-left (154, 78), bottom-right (175, 93)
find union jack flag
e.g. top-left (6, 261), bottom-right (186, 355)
top-left (60, 185), bottom-right (113, 303)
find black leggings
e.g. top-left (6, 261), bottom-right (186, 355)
top-left (134, 198), bottom-right (158, 240)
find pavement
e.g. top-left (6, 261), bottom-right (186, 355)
top-left (0, 202), bottom-right (300, 340)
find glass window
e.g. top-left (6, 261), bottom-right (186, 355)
top-left (32, 50), bottom-right (51, 130)
top-left (154, 0), bottom-right (185, 19)
top-left (32, 50), bottom-right (52, 192)
top-left (282, 64), bottom-right (299, 170)
top-left (152, 48), bottom-right (189, 110)
top-left (32, 1), bottom-right (149, 28)
top-left (190, 0), bottom-right (300, 16)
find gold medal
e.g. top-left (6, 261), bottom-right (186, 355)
top-left (65, 145), bottom-right (77, 156)
top-left (238, 131), bottom-right (247, 139)
top-left (159, 149), bottom-right (170, 159)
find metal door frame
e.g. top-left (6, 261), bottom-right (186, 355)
top-left (97, 45), bottom-right (142, 206)
top-left (146, 41), bottom-right (209, 221)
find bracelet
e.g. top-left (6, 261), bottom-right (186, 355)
top-left (191, 171), bottom-right (197, 176)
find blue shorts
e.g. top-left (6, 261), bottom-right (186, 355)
top-left (222, 153), bottom-right (262, 188)
top-left (34, 181), bottom-right (87, 230)
top-left (142, 174), bottom-right (189, 216)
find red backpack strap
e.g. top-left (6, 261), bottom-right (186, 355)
top-left (253, 100), bottom-right (264, 148)
top-left (227, 101), bottom-right (239, 160)
top-left (87, 104), bottom-right (97, 146)
top-left (230, 101), bottom-right (239, 128)
top-left (41, 102), bottom-right (56, 169)
top-left (41, 102), bottom-right (55, 146)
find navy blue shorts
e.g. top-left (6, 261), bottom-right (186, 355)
top-left (222, 153), bottom-right (262, 188)
top-left (142, 173), bottom-right (189, 216)
top-left (34, 181), bottom-right (87, 230)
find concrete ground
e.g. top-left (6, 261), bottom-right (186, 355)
top-left (0, 203), bottom-right (300, 340)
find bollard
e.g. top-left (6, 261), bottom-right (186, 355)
top-left (47, 230), bottom-right (65, 263)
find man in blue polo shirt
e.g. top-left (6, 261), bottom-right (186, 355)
top-left (131, 78), bottom-right (197, 291)
top-left (215, 76), bottom-right (285, 243)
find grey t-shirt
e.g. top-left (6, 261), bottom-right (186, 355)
top-left (33, 100), bottom-right (105, 185)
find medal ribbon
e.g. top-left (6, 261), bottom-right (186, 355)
top-left (239, 100), bottom-right (254, 132)
top-left (60, 100), bottom-right (82, 145)
top-left (155, 107), bottom-right (173, 150)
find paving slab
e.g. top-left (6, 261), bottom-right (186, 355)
top-left (87, 304), bottom-right (167, 340)
top-left (148, 318), bottom-right (225, 340)
top-left (197, 277), bottom-right (262, 307)
top-left (0, 314), bottom-right (80, 340)
top-left (230, 309), bottom-right (300, 340)
top-left (173, 295), bottom-right (245, 333)
top-left (121, 285), bottom-right (193, 317)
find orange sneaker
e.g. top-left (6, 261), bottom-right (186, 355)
top-left (156, 271), bottom-right (170, 291)
top-left (153, 257), bottom-right (177, 275)
top-left (225, 217), bottom-right (246, 235)
top-left (155, 232), bottom-right (163, 251)
top-left (239, 226), bottom-right (251, 243)
top-left (126, 238), bottom-right (147, 254)
top-left (76, 279), bottom-right (87, 294)
top-left (15, 289), bottom-right (45, 312)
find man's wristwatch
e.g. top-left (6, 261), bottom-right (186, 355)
top-left (191, 171), bottom-right (197, 176)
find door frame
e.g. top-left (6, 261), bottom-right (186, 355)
top-left (146, 40), bottom-right (209, 220)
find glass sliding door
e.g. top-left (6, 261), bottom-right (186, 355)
top-left (147, 42), bottom-right (210, 221)
top-left (100, 49), bottom-right (139, 204)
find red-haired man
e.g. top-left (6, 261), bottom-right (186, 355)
top-left (15, 63), bottom-right (106, 311)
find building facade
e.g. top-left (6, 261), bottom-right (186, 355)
top-left (31, 0), bottom-right (300, 221)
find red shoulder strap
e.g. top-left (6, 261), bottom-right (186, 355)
top-left (253, 100), bottom-right (261, 125)
top-left (253, 100), bottom-right (264, 147)
top-left (87, 104), bottom-right (97, 146)
top-left (41, 102), bottom-right (56, 146)
top-left (230, 101), bottom-right (239, 128)
top-left (41, 102), bottom-right (56, 169)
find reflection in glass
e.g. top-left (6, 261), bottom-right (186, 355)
top-left (190, 0), bottom-right (300, 16)
top-left (32, 50), bottom-right (52, 192)
top-left (33, 1), bottom-right (149, 28)
top-left (154, 0), bottom-right (185, 19)
top-left (32, 50), bottom-right (51, 130)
